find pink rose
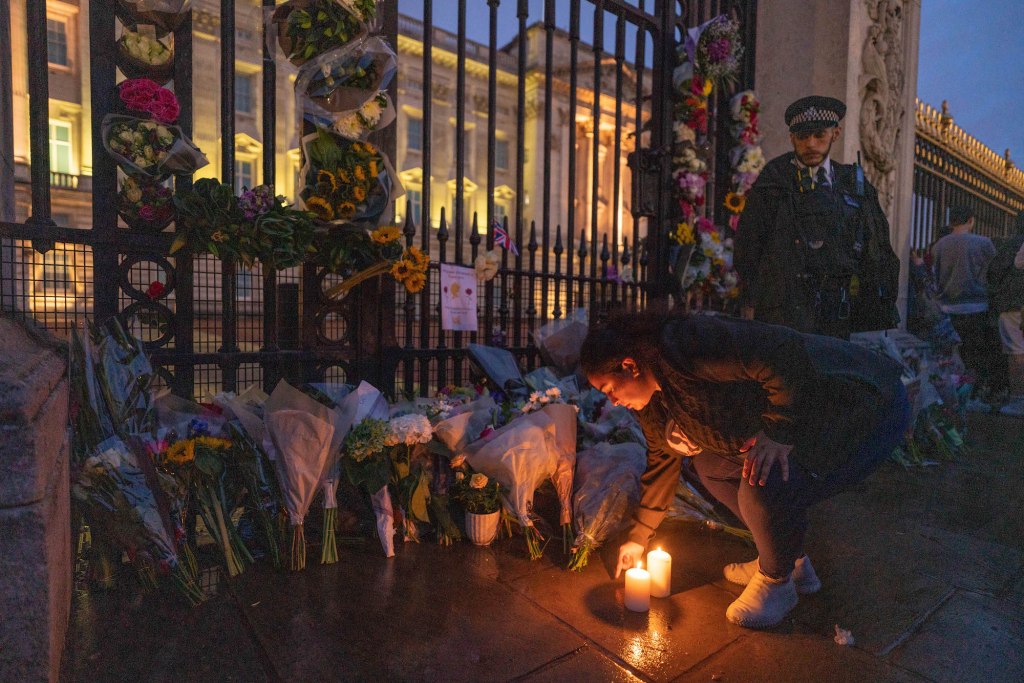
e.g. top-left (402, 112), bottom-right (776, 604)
top-left (139, 205), bottom-right (157, 221)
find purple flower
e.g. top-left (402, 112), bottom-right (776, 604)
top-left (139, 204), bottom-right (157, 221)
top-left (238, 184), bottom-right (276, 220)
top-left (708, 38), bottom-right (731, 62)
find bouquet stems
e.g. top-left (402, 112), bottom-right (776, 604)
top-left (321, 507), bottom-right (339, 565)
top-left (290, 524), bottom-right (306, 572)
top-left (324, 260), bottom-right (391, 300)
top-left (566, 537), bottom-right (595, 572)
top-left (523, 525), bottom-right (546, 561)
top-left (562, 523), bottom-right (572, 554)
top-left (429, 494), bottom-right (461, 546)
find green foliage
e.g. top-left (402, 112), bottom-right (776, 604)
top-left (284, 0), bottom-right (374, 63)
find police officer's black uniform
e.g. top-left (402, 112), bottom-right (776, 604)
top-left (734, 96), bottom-right (900, 339)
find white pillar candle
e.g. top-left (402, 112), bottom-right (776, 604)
top-left (647, 547), bottom-right (672, 598)
top-left (624, 561), bottom-right (651, 612)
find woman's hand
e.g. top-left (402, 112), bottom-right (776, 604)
top-left (741, 430), bottom-right (793, 486)
top-left (616, 541), bottom-right (646, 578)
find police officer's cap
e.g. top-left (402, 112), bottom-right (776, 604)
top-left (785, 96), bottom-right (846, 133)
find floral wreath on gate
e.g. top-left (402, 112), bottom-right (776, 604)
top-left (668, 15), bottom-right (747, 307)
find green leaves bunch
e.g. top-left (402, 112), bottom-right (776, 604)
top-left (284, 0), bottom-right (376, 63)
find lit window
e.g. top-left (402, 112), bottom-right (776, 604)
top-left (404, 188), bottom-right (422, 226)
top-left (47, 19), bottom-right (68, 67)
top-left (235, 159), bottom-right (254, 192)
top-left (49, 121), bottom-right (72, 174)
top-left (235, 74), bottom-right (253, 114)
top-left (407, 116), bottom-right (423, 152)
top-left (236, 270), bottom-right (256, 301)
top-left (40, 251), bottom-right (75, 297)
top-left (493, 202), bottom-right (507, 228)
top-left (495, 139), bottom-right (509, 170)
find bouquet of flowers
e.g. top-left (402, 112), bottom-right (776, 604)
top-left (567, 442), bottom-right (646, 571)
top-left (691, 16), bottom-right (743, 88)
top-left (299, 127), bottom-right (402, 226)
top-left (668, 477), bottom-right (752, 540)
top-left (118, 78), bottom-right (180, 124)
top-left (117, 28), bottom-right (173, 81)
top-left (342, 417), bottom-right (396, 557)
top-left (102, 114), bottom-right (208, 177)
top-left (331, 92), bottom-right (394, 140)
top-left (264, 380), bottom-right (336, 571)
top-left (172, 179), bottom-right (316, 271)
top-left (271, 0), bottom-right (376, 66)
top-left (118, 0), bottom-right (193, 32)
top-left (385, 413), bottom-right (434, 541)
top-left (297, 36), bottom-right (397, 126)
top-left (724, 90), bottom-right (765, 231)
top-left (119, 174), bottom-right (174, 232)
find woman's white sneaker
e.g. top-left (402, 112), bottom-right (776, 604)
top-left (723, 555), bottom-right (821, 594)
top-left (725, 572), bottom-right (798, 629)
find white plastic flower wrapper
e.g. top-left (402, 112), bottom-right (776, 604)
top-left (101, 114), bottom-right (208, 178)
top-left (119, 0), bottom-right (193, 31)
top-left (531, 308), bottom-right (589, 375)
top-left (335, 381), bottom-right (395, 557)
top-left (567, 442), bottom-right (646, 570)
top-left (464, 403), bottom-right (578, 530)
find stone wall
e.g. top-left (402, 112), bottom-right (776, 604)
top-left (0, 317), bottom-right (71, 683)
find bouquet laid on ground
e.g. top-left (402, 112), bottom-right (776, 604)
top-left (271, 0), bottom-right (376, 66)
top-left (299, 128), bottom-right (402, 225)
top-left (384, 413), bottom-right (434, 541)
top-left (343, 416), bottom-right (396, 557)
top-left (119, 174), bottom-right (174, 232)
top-left (567, 442), bottom-right (646, 571)
top-left (668, 476), bottom-right (752, 540)
top-left (264, 381), bottom-right (337, 571)
top-left (70, 320), bottom-right (205, 604)
top-left (118, 78), bottom-right (180, 124)
top-left (172, 179), bottom-right (316, 271)
top-left (117, 28), bottom-right (174, 81)
top-left (102, 114), bottom-right (208, 177)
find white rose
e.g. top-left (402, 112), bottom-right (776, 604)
top-left (469, 473), bottom-right (488, 489)
top-left (450, 454), bottom-right (466, 468)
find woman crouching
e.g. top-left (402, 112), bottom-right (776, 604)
top-left (580, 312), bottom-right (909, 629)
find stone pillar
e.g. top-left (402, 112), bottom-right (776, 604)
top-left (755, 0), bottom-right (921, 327)
top-left (0, 318), bottom-right (71, 683)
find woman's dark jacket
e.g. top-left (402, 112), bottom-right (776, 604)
top-left (988, 233), bottom-right (1024, 313)
top-left (627, 315), bottom-right (905, 546)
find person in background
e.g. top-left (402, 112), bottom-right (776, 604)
top-left (734, 96), bottom-right (900, 339)
top-left (580, 312), bottom-right (908, 629)
top-left (987, 211), bottom-right (1024, 415)
top-left (931, 206), bottom-right (1003, 401)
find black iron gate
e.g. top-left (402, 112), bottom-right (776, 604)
top-left (0, 0), bottom-right (756, 399)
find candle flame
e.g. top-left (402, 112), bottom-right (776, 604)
top-left (657, 547), bottom-right (662, 552)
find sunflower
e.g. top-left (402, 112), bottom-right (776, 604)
top-left (337, 168), bottom-right (351, 184)
top-left (337, 201), bottom-right (357, 220)
top-left (352, 185), bottom-right (367, 202)
top-left (306, 196), bottom-right (335, 221)
top-left (211, 230), bottom-right (229, 243)
top-left (390, 259), bottom-right (412, 280)
top-left (317, 169), bottom-right (338, 190)
top-left (165, 439), bottom-right (196, 465)
top-left (406, 246), bottom-right (429, 269)
top-left (195, 436), bottom-right (233, 450)
top-left (354, 165), bottom-right (366, 182)
top-left (371, 225), bottom-right (401, 244)
top-left (368, 160), bottom-right (379, 177)
top-left (724, 192), bottom-right (746, 214)
top-left (404, 272), bottom-right (426, 293)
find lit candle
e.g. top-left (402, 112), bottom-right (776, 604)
top-left (624, 561), bottom-right (651, 612)
top-left (647, 547), bottom-right (672, 598)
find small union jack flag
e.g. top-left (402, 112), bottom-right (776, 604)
top-left (492, 220), bottom-right (520, 256)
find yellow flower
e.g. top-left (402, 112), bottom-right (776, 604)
top-left (671, 222), bottom-right (695, 245)
top-left (195, 436), bottom-right (232, 450)
top-left (702, 80), bottom-right (713, 97)
top-left (406, 246), bottom-right (429, 269)
top-left (306, 196), bottom-right (334, 221)
top-left (391, 259), bottom-right (412, 280)
top-left (371, 225), bottom-right (401, 244)
top-left (165, 439), bottom-right (196, 465)
top-left (368, 160), bottom-right (379, 177)
top-left (404, 272), bottom-right (426, 293)
top-left (211, 230), bottom-right (229, 243)
top-left (337, 201), bottom-right (356, 220)
top-left (724, 192), bottom-right (746, 214)
top-left (354, 165), bottom-right (366, 182)
top-left (352, 185), bottom-right (367, 202)
top-left (337, 168), bottom-right (351, 184)
top-left (317, 169), bottom-right (337, 190)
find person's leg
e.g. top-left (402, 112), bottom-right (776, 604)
top-left (691, 452), bottom-right (743, 523)
top-left (951, 313), bottom-right (987, 392)
top-left (808, 381), bottom-right (911, 504)
top-left (735, 463), bottom-right (810, 580)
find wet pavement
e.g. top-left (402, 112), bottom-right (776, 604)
top-left (62, 414), bottom-right (1024, 683)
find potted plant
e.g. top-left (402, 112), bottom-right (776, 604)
top-left (451, 457), bottom-right (502, 546)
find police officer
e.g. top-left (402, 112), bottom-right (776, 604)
top-left (734, 96), bottom-right (900, 339)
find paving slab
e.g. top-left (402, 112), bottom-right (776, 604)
top-left (64, 588), bottom-right (270, 683)
top-left (675, 633), bottom-right (930, 683)
top-left (231, 541), bottom-right (586, 682)
top-left (514, 644), bottom-right (643, 682)
top-left (505, 526), bottom-right (750, 683)
top-left (886, 589), bottom-right (1024, 683)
